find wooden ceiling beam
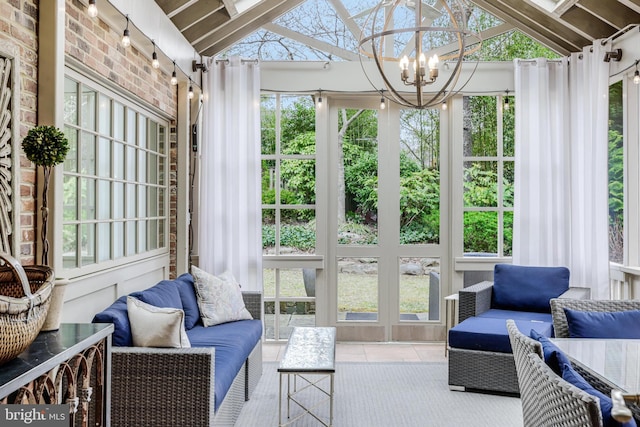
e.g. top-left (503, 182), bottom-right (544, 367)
top-left (577, 0), bottom-right (640, 30)
top-left (182, 10), bottom-right (231, 42)
top-left (561, 6), bottom-right (616, 39)
top-left (471, 0), bottom-right (585, 54)
top-left (171, 0), bottom-right (225, 31)
top-left (154, 0), bottom-right (192, 16)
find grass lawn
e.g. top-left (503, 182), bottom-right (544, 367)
top-left (263, 268), bottom-right (431, 313)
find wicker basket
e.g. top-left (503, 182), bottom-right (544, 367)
top-left (0, 254), bottom-right (54, 365)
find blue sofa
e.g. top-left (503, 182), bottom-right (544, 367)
top-left (93, 273), bottom-right (263, 427)
top-left (447, 264), bottom-right (590, 395)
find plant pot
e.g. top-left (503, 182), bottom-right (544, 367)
top-left (302, 268), bottom-right (315, 297)
top-left (41, 278), bottom-right (68, 332)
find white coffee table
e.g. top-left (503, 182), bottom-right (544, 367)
top-left (278, 326), bottom-right (336, 426)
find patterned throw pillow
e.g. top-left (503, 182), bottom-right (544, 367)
top-left (127, 297), bottom-right (191, 348)
top-left (191, 266), bottom-right (253, 327)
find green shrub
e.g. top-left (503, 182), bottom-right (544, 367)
top-left (464, 211), bottom-right (497, 253)
top-left (262, 224), bottom-right (316, 250)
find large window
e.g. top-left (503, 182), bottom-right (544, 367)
top-left (62, 72), bottom-right (168, 271)
top-left (462, 95), bottom-right (514, 257)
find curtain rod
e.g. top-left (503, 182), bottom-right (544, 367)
top-left (213, 58), bottom-right (259, 65)
top-left (515, 58), bottom-right (567, 64)
top-left (601, 24), bottom-right (639, 45)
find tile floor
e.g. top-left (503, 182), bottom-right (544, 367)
top-left (263, 341), bottom-right (448, 363)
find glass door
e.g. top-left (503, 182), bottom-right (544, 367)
top-left (328, 99), bottom-right (447, 341)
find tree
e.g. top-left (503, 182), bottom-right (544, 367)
top-left (337, 109), bottom-right (366, 224)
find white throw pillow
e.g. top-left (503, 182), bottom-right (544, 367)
top-left (191, 266), bottom-right (253, 327)
top-left (127, 297), bottom-right (191, 348)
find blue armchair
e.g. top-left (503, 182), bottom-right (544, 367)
top-left (448, 264), bottom-right (590, 395)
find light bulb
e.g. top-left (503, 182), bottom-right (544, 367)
top-left (380, 97), bottom-right (385, 110)
top-left (399, 56), bottom-right (409, 71)
top-left (441, 102), bottom-right (447, 111)
top-left (634, 70), bottom-right (640, 85)
top-left (121, 16), bottom-right (131, 48)
top-left (121, 29), bottom-right (130, 48)
top-left (188, 85), bottom-right (194, 99)
top-left (504, 98), bottom-right (510, 111)
top-left (87, 0), bottom-right (98, 18)
top-left (419, 53), bottom-right (426, 68)
top-left (428, 54), bottom-right (439, 70)
top-left (317, 96), bottom-right (322, 108)
top-left (152, 51), bottom-right (160, 69)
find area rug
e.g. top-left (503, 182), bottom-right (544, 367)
top-left (345, 312), bottom-right (419, 321)
top-left (235, 362), bottom-right (523, 426)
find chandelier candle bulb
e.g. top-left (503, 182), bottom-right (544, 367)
top-left (359, 0), bottom-right (482, 109)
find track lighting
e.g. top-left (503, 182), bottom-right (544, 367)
top-left (171, 61), bottom-right (178, 86)
top-left (87, 0), bottom-right (98, 18)
top-left (121, 15), bottom-right (131, 48)
top-left (151, 41), bottom-right (160, 69)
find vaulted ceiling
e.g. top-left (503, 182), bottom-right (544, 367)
top-left (153, 0), bottom-right (640, 57)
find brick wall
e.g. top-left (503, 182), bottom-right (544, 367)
top-left (0, 0), bottom-right (39, 265)
top-left (64, 0), bottom-right (177, 116)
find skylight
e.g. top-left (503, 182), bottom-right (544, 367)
top-left (529, 0), bottom-right (565, 13)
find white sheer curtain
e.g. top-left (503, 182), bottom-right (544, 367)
top-left (513, 43), bottom-right (610, 299)
top-left (198, 57), bottom-right (262, 291)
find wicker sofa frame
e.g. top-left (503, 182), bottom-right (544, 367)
top-left (110, 291), bottom-right (262, 427)
top-left (448, 281), bottom-right (590, 395)
top-left (507, 319), bottom-right (602, 427)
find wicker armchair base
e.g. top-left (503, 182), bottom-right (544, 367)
top-left (448, 346), bottom-right (519, 395)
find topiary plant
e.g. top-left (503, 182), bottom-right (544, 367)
top-left (22, 125), bottom-right (69, 265)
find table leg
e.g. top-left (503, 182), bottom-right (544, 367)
top-left (279, 373), bottom-right (283, 426)
top-left (330, 373), bottom-right (334, 426)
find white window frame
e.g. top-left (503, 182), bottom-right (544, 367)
top-left (57, 68), bottom-right (170, 278)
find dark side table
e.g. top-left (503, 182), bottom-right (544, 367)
top-left (0, 323), bottom-right (114, 427)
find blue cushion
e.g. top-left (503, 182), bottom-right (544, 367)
top-left (131, 279), bottom-right (183, 310)
top-left (561, 360), bottom-right (637, 427)
top-left (564, 308), bottom-right (640, 339)
top-left (492, 264), bottom-right (569, 313)
top-left (174, 273), bottom-right (200, 330)
top-left (449, 317), bottom-right (553, 353)
top-left (477, 309), bottom-right (553, 323)
top-left (187, 319), bottom-right (262, 410)
top-left (92, 295), bottom-right (132, 347)
top-left (530, 329), bottom-right (571, 375)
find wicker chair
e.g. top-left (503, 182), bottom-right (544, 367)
top-left (550, 298), bottom-right (640, 338)
top-left (506, 319), bottom-right (603, 427)
top-left (449, 277), bottom-right (589, 394)
top-left (550, 297), bottom-right (640, 421)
